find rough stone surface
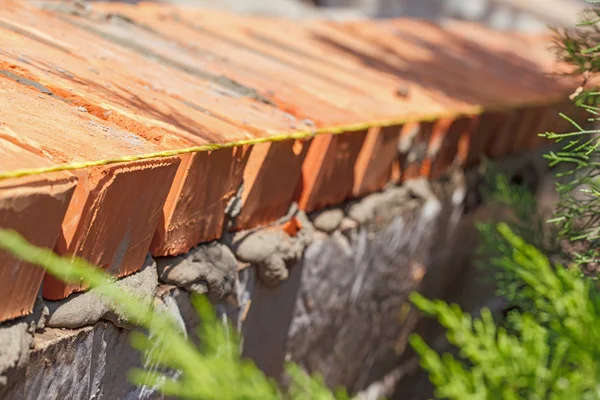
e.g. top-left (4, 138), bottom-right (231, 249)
top-left (345, 186), bottom-right (414, 225)
top-left (0, 287), bottom-right (200, 400)
top-left (45, 254), bottom-right (158, 329)
top-left (0, 321), bottom-right (31, 386)
top-left (0, 322), bottom-right (165, 400)
top-left (280, 177), bottom-right (461, 392)
top-left (242, 257), bottom-right (305, 379)
top-left (0, 289), bottom-right (54, 386)
top-left (156, 241), bottom-right (238, 298)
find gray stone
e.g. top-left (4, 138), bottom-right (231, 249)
top-left (0, 286), bottom-right (207, 399)
top-left (0, 322), bottom-right (165, 400)
top-left (233, 230), bottom-right (283, 263)
top-left (0, 321), bottom-right (31, 386)
top-left (242, 256), bottom-right (305, 380)
top-left (311, 208), bottom-right (345, 233)
top-left (346, 185), bottom-right (413, 225)
top-left (346, 193), bottom-right (385, 224)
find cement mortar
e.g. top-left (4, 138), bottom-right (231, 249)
top-left (0, 289), bottom-right (51, 386)
top-left (0, 322), bottom-right (31, 386)
top-left (45, 254), bottom-right (157, 329)
top-left (156, 241), bottom-right (237, 298)
top-left (230, 211), bottom-right (314, 286)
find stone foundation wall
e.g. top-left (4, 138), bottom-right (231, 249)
top-left (0, 149), bottom-right (553, 400)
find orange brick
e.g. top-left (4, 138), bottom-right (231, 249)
top-left (485, 110), bottom-right (519, 159)
top-left (0, 5), bottom-right (343, 255)
top-left (299, 131), bottom-right (368, 212)
top-left (0, 77), bottom-right (180, 300)
top-left (465, 112), bottom-right (499, 167)
top-left (94, 4), bottom-right (417, 121)
top-left (282, 216), bottom-right (302, 237)
top-left (0, 141), bottom-right (77, 322)
top-left (400, 121), bottom-right (434, 182)
top-left (0, 1), bottom-right (581, 272)
top-left (150, 147), bottom-right (250, 256)
top-left (353, 125), bottom-right (402, 197)
top-left (235, 139), bottom-right (311, 231)
top-left (511, 106), bottom-right (547, 154)
top-left (429, 116), bottom-right (478, 178)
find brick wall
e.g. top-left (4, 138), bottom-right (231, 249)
top-left (0, 1), bottom-right (585, 397)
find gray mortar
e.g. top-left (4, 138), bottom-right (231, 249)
top-left (0, 289), bottom-right (47, 386)
top-left (0, 321), bottom-right (31, 386)
top-left (229, 211), bottom-right (314, 286)
top-left (404, 177), bottom-right (437, 201)
top-left (156, 241), bottom-right (237, 299)
top-left (345, 185), bottom-right (416, 225)
top-left (224, 180), bottom-right (245, 233)
top-left (310, 208), bottom-right (345, 233)
top-left (45, 254), bottom-right (157, 330)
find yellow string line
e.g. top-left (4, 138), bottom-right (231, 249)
top-left (0, 95), bottom-right (566, 181)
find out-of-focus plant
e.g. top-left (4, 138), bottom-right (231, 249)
top-left (410, 224), bottom-right (600, 399)
top-left (548, 1), bottom-right (600, 270)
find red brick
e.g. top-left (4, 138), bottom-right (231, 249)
top-left (0, 5), bottom-right (327, 253)
top-left (485, 110), bottom-right (519, 159)
top-left (0, 1), bottom-right (580, 271)
top-left (511, 106), bottom-right (547, 154)
top-left (299, 131), bottom-right (368, 212)
top-left (400, 121), bottom-right (434, 182)
top-left (428, 116), bottom-right (478, 178)
top-left (150, 147), bottom-right (251, 256)
top-left (0, 141), bottom-right (77, 321)
top-left (353, 125), bottom-right (403, 197)
top-left (465, 112), bottom-right (500, 167)
top-left (0, 77), bottom-right (180, 300)
top-left (235, 139), bottom-right (311, 231)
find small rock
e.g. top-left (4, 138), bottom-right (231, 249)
top-left (258, 254), bottom-right (289, 286)
top-left (405, 178), bottom-right (435, 200)
top-left (311, 208), bottom-right (344, 233)
top-left (76, 106), bottom-right (88, 113)
top-left (339, 217), bottom-right (358, 232)
top-left (346, 193), bottom-right (384, 224)
top-left (395, 85), bottom-right (410, 98)
top-left (234, 230), bottom-right (283, 264)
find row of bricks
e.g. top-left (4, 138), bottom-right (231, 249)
top-left (0, 91), bottom-right (577, 323)
top-left (0, 1), bottom-right (579, 322)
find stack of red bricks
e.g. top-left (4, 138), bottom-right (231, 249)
top-left (0, 1), bottom-right (577, 323)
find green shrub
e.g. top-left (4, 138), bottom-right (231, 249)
top-left (410, 223), bottom-right (600, 399)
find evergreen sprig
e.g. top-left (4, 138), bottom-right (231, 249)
top-left (410, 224), bottom-right (600, 400)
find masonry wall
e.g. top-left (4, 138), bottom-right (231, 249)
top-left (0, 2), bottom-right (582, 399)
top-left (0, 147), bottom-right (553, 399)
